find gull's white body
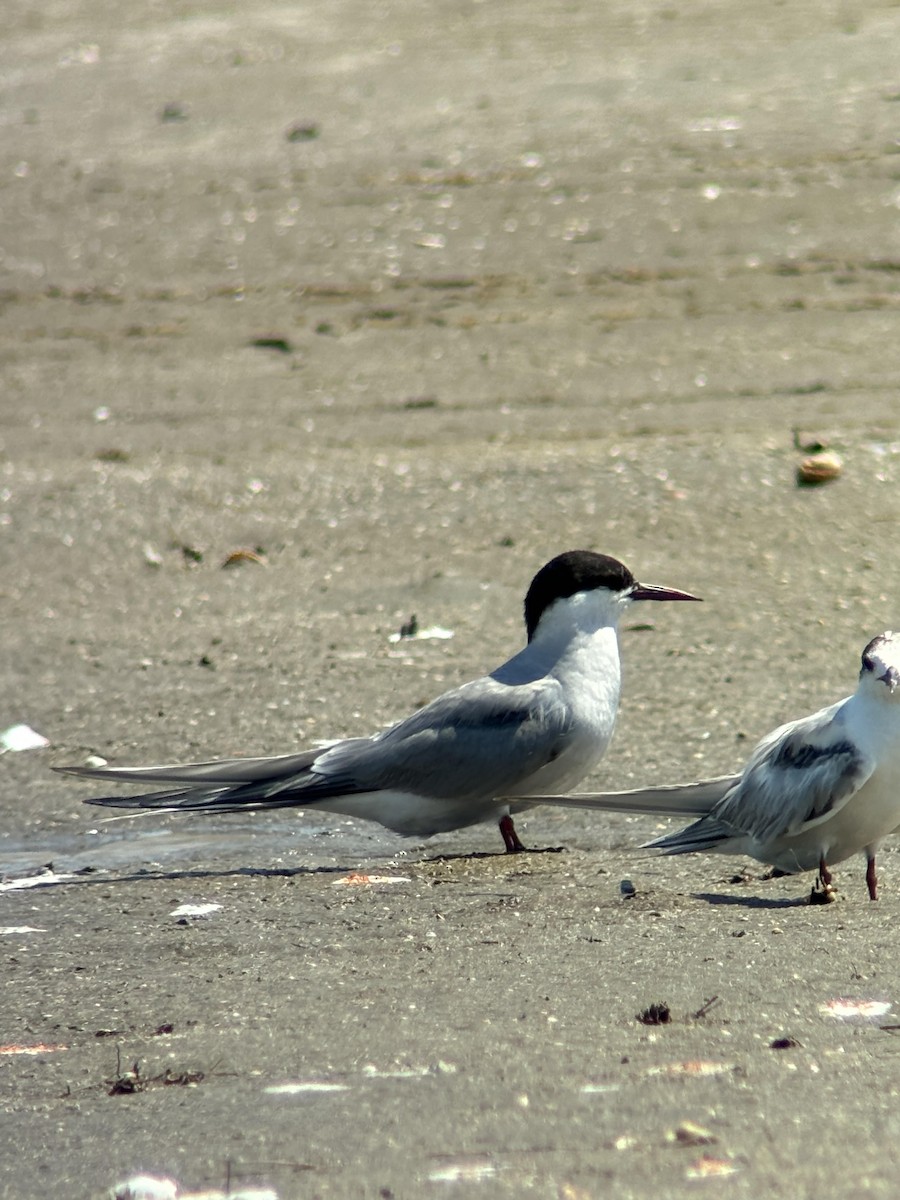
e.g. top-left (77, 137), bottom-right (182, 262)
top-left (57, 551), bottom-right (699, 851)
top-left (519, 632), bottom-right (900, 895)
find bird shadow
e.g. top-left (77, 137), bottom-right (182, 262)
top-left (5, 844), bottom-right (569, 892)
top-left (3, 862), bottom-right (352, 892)
top-left (692, 890), bottom-right (814, 909)
top-left (423, 845), bottom-right (566, 864)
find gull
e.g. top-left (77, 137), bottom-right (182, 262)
top-left (519, 632), bottom-right (900, 898)
top-left (56, 550), bottom-right (699, 852)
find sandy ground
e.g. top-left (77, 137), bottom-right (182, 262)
top-left (4, 0), bottom-right (900, 1196)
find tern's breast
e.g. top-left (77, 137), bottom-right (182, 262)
top-left (521, 627), bottom-right (623, 793)
top-left (763, 769), bottom-right (900, 873)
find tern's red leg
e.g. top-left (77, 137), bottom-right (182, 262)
top-left (817, 856), bottom-right (833, 889)
top-left (499, 814), bottom-right (526, 853)
top-left (866, 854), bottom-right (878, 901)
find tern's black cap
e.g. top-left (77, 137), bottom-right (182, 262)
top-left (524, 551), bottom-right (635, 642)
top-left (861, 632), bottom-right (899, 681)
top-left (862, 632), bottom-right (894, 670)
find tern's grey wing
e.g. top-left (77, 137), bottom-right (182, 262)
top-left (710, 699), bottom-right (875, 844)
top-left (60, 676), bottom-right (574, 812)
top-left (505, 776), bottom-right (739, 815)
top-left (55, 748), bottom-right (326, 786)
top-left (55, 743), bottom-right (375, 811)
top-left (326, 675), bottom-right (576, 800)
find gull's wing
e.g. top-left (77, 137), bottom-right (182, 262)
top-left (707, 699), bottom-right (874, 844)
top-left (502, 776), bottom-right (739, 816)
top-left (57, 676), bottom-right (577, 812)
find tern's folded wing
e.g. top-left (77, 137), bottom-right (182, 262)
top-left (350, 676), bottom-right (578, 800)
top-left (57, 676), bottom-right (578, 811)
top-left (54, 749), bottom-right (324, 786)
top-left (712, 702), bottom-right (875, 843)
top-left (502, 776), bottom-right (739, 816)
top-left (54, 744), bottom-right (372, 810)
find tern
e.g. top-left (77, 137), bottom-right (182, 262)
top-left (520, 632), bottom-right (900, 897)
top-left (56, 550), bottom-right (700, 852)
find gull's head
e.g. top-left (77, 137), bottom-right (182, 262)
top-left (523, 550), bottom-right (701, 643)
top-left (860, 632), bottom-right (900, 696)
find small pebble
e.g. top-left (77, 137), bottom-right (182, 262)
top-left (797, 450), bottom-right (842, 486)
